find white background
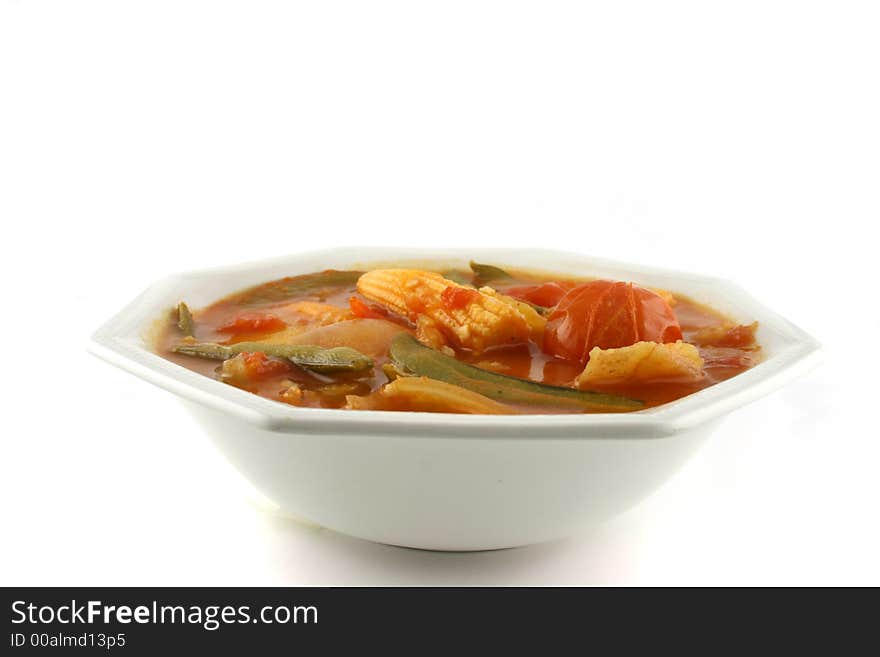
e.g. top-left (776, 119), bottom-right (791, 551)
top-left (1, 1), bottom-right (877, 585)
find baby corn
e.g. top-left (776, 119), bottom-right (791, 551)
top-left (356, 269), bottom-right (531, 353)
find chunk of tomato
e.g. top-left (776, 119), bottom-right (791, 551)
top-left (217, 313), bottom-right (286, 334)
top-left (440, 286), bottom-right (481, 310)
top-left (240, 351), bottom-right (290, 378)
top-left (699, 346), bottom-right (757, 369)
top-left (505, 281), bottom-right (575, 308)
top-left (349, 296), bottom-right (389, 320)
top-left (543, 280), bottom-right (682, 363)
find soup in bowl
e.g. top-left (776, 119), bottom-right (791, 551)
top-left (91, 249), bottom-right (819, 550)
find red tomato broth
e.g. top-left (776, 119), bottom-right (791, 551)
top-left (157, 265), bottom-right (759, 412)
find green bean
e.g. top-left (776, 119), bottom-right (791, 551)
top-left (176, 302), bottom-right (195, 337)
top-left (389, 334), bottom-right (642, 412)
top-left (174, 341), bottom-right (374, 373)
top-left (174, 342), bottom-right (231, 360)
top-left (226, 270), bottom-right (363, 305)
top-left (469, 261), bottom-right (513, 284)
top-left (442, 269), bottom-right (475, 286)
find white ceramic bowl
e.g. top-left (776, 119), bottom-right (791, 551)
top-left (90, 248), bottom-right (820, 551)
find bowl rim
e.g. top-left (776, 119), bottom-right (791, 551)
top-left (89, 247), bottom-right (821, 439)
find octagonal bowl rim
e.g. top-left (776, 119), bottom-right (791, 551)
top-left (89, 246), bottom-right (821, 439)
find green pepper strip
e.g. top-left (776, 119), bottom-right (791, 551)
top-left (390, 334), bottom-right (643, 412)
top-left (176, 302), bottom-right (195, 337)
top-left (174, 341), bottom-right (373, 374)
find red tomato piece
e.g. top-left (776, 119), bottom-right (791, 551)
top-left (699, 347), bottom-right (757, 369)
top-left (712, 323), bottom-right (758, 348)
top-left (240, 351), bottom-right (291, 379)
top-left (349, 296), bottom-right (388, 320)
top-left (440, 286), bottom-right (481, 310)
top-left (218, 313), bottom-right (286, 334)
top-left (506, 281), bottom-right (575, 308)
top-left (543, 280), bottom-right (683, 363)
